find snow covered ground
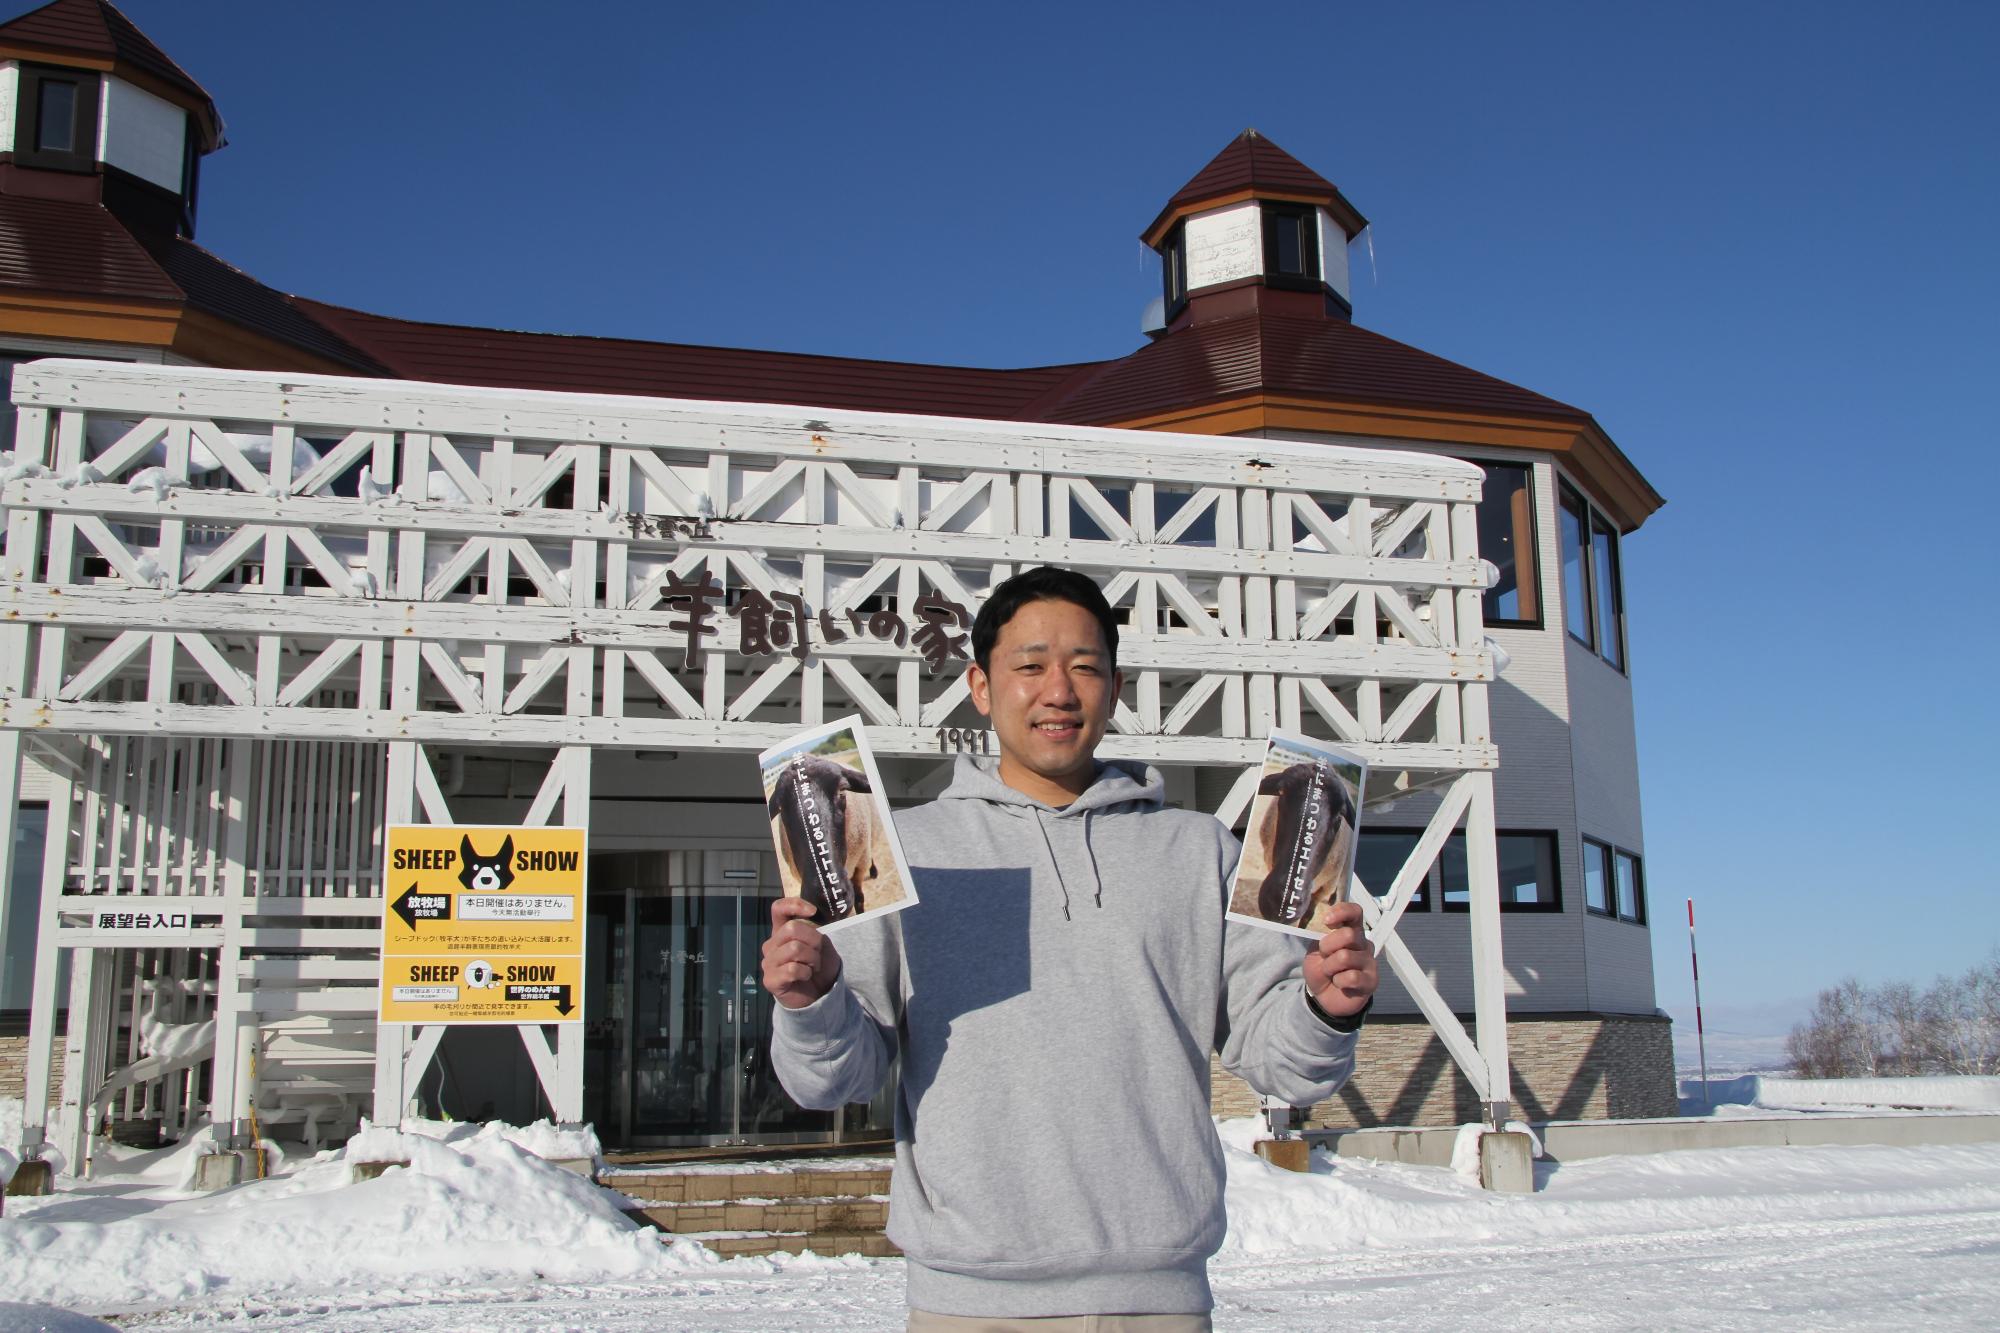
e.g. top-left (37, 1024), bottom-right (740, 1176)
top-left (3, 1108), bottom-right (1998, 1331)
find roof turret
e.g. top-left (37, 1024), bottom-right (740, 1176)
top-left (0, 0), bottom-right (221, 148)
top-left (1141, 129), bottom-right (1365, 249)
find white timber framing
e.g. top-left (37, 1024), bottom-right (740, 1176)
top-left (0, 359), bottom-right (1518, 1157)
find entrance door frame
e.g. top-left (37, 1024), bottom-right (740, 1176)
top-left (586, 831), bottom-right (864, 1150)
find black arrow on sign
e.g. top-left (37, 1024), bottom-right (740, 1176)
top-left (391, 884), bottom-right (453, 931)
top-left (504, 982), bottom-right (574, 1015)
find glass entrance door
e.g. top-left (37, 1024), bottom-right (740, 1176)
top-left (584, 850), bottom-right (838, 1146)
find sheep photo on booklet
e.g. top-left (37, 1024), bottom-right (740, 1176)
top-left (757, 715), bottom-right (918, 930)
top-left (1228, 730), bottom-right (1368, 939)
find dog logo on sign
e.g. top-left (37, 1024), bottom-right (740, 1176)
top-left (458, 835), bottom-right (516, 894)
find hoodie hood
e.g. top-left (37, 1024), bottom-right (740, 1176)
top-left (935, 755), bottom-right (1166, 916)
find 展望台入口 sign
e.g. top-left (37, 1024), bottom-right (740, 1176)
top-left (378, 825), bottom-right (586, 1025)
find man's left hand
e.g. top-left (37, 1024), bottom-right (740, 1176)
top-left (1304, 900), bottom-right (1377, 1019)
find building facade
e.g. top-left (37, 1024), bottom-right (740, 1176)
top-left (0, 0), bottom-right (1670, 1154)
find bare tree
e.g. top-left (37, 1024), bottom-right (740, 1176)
top-left (1785, 954), bottom-right (2000, 1078)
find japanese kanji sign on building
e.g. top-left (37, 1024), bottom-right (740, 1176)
top-left (378, 825), bottom-right (587, 1025)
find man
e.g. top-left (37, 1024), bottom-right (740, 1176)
top-left (763, 566), bottom-right (1377, 1331)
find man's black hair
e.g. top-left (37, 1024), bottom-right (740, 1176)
top-left (971, 565), bottom-right (1119, 672)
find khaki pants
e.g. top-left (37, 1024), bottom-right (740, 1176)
top-left (908, 1313), bottom-right (1212, 1333)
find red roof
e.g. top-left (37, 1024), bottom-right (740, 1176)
top-left (1024, 310), bottom-right (1587, 427)
top-left (0, 0), bottom-right (215, 114)
top-left (0, 193), bottom-right (382, 368)
top-left (0, 192), bottom-right (181, 302)
top-left (0, 192), bottom-right (1590, 435)
top-left (1144, 130), bottom-right (1368, 244)
top-left (292, 300), bottom-right (1092, 421)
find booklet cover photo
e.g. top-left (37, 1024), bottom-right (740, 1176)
top-left (1227, 730), bottom-right (1367, 939)
top-left (757, 716), bottom-right (917, 930)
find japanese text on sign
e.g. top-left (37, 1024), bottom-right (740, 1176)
top-left (659, 573), bottom-right (973, 675)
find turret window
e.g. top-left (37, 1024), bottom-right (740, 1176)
top-left (1161, 221), bottom-right (1187, 317)
top-left (16, 65), bottom-right (99, 172)
top-left (1260, 203), bottom-right (1320, 288)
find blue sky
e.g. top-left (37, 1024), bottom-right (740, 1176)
top-left (108, 1), bottom-right (1997, 1049)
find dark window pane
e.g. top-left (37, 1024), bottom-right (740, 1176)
top-left (1476, 462), bottom-right (1540, 625)
top-left (1442, 832), bottom-right (1559, 909)
top-left (1154, 488), bottom-right (1215, 547)
top-left (36, 79), bottom-right (77, 153)
top-left (1264, 210), bottom-right (1305, 275)
top-left (1560, 485), bottom-right (1591, 644)
top-left (1354, 828), bottom-right (1428, 909)
top-left (1163, 225), bottom-right (1186, 303)
top-left (1584, 839), bottom-right (1611, 913)
top-left (1614, 851), bottom-right (1643, 922)
top-left (4, 806), bottom-right (49, 1009)
top-left (1067, 485), bottom-right (1130, 541)
top-left (1590, 514), bottom-right (1624, 669)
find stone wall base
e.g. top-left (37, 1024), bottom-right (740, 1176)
top-left (1212, 1012), bottom-right (1678, 1127)
top-left (0, 1029), bottom-right (67, 1109)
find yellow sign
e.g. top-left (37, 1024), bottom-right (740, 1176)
top-left (379, 825), bottom-right (586, 1025)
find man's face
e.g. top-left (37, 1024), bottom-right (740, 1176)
top-left (967, 597), bottom-right (1123, 805)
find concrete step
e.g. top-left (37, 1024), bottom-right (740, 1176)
top-left (603, 1166), bottom-right (892, 1204)
top-left (694, 1231), bottom-right (902, 1259)
top-left (606, 1163), bottom-right (898, 1259)
top-left (627, 1196), bottom-right (888, 1235)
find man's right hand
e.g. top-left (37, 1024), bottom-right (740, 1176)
top-left (761, 897), bottom-right (842, 1009)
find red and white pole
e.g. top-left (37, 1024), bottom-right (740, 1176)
top-left (1688, 898), bottom-right (1709, 1109)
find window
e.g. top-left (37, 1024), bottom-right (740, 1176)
top-left (1260, 204), bottom-right (1320, 289)
top-left (1559, 482), bottom-right (1592, 644)
top-left (1066, 485), bottom-right (1130, 541)
top-left (3, 804), bottom-right (49, 1012)
top-left (1440, 830), bottom-right (1561, 912)
top-left (1590, 511), bottom-right (1625, 670)
top-left (1559, 477), bottom-right (1628, 672)
top-left (16, 66), bottom-right (100, 173)
top-left (1584, 837), bottom-right (1646, 923)
top-left (1152, 487), bottom-right (1216, 547)
top-left (1614, 848), bottom-right (1644, 923)
top-left (1474, 461), bottom-right (1541, 626)
top-left (1583, 838), bottom-right (1611, 914)
top-left (1353, 828), bottom-right (1429, 910)
top-left (1160, 221), bottom-right (1187, 316)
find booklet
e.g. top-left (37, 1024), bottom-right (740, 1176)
top-left (757, 716), bottom-right (918, 931)
top-left (1226, 730), bottom-right (1368, 939)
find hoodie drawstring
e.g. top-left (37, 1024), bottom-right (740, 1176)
top-left (1028, 807), bottom-right (1106, 920)
top-left (1028, 809), bottom-right (1072, 920)
top-left (1082, 807), bottom-right (1103, 910)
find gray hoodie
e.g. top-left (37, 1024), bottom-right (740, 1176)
top-left (769, 755), bottom-right (1358, 1318)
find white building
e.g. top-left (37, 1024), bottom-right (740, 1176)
top-left (0, 0), bottom-right (1667, 1155)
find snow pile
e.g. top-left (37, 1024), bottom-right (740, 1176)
top-left (345, 1116), bottom-right (602, 1165)
top-left (1687, 1074), bottom-right (2000, 1112)
top-left (1, 1097), bottom-right (19, 1188)
top-left (1212, 1115), bottom-right (2000, 1262)
top-left (0, 1304), bottom-right (116, 1332)
top-left (0, 1122), bottom-right (670, 1310)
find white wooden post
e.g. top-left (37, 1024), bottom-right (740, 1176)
top-left (372, 741), bottom-right (418, 1124)
top-left (21, 761), bottom-right (73, 1160)
top-left (210, 742), bottom-right (253, 1145)
top-left (553, 745), bottom-right (590, 1122)
top-left (1464, 770), bottom-right (1512, 1127)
